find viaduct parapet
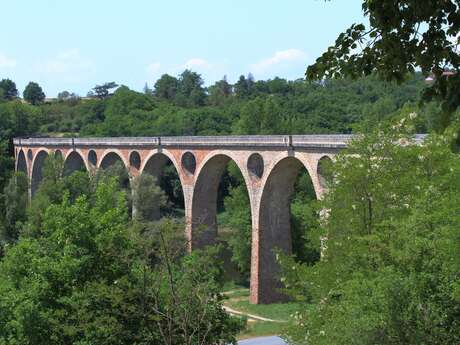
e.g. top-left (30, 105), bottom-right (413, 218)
top-left (14, 135), bottom-right (352, 304)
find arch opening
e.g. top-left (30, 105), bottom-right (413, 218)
top-left (99, 152), bottom-right (132, 212)
top-left (129, 151), bottom-right (141, 170)
top-left (63, 151), bottom-right (86, 176)
top-left (140, 153), bottom-right (185, 221)
top-left (88, 150), bottom-right (97, 166)
top-left (192, 154), bottom-right (252, 287)
top-left (247, 153), bottom-right (264, 179)
top-left (181, 151), bottom-right (196, 175)
top-left (317, 155), bottom-right (334, 192)
top-left (16, 150), bottom-right (27, 175)
top-left (256, 157), bottom-right (320, 303)
top-left (31, 151), bottom-right (49, 196)
top-left (54, 149), bottom-right (63, 161)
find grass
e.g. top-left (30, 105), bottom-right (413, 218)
top-left (222, 286), bottom-right (299, 339)
top-left (238, 321), bottom-right (288, 340)
top-left (224, 288), bottom-right (300, 321)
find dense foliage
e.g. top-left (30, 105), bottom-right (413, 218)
top-left (281, 116), bottom-right (460, 344)
top-left (0, 157), bottom-right (243, 345)
top-left (308, 0), bottom-right (460, 128)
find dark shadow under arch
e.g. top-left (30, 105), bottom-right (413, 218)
top-left (64, 151), bottom-right (87, 176)
top-left (17, 150), bottom-right (27, 175)
top-left (100, 152), bottom-right (126, 170)
top-left (257, 156), bottom-right (317, 303)
top-left (31, 151), bottom-right (49, 197)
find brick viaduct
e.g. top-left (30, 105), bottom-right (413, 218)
top-left (13, 135), bottom-right (352, 304)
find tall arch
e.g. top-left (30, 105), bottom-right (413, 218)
top-left (140, 152), bottom-right (185, 221)
top-left (16, 150), bottom-right (28, 176)
top-left (255, 156), bottom-right (317, 304)
top-left (191, 154), bottom-right (251, 249)
top-left (31, 150), bottom-right (49, 196)
top-left (63, 151), bottom-right (87, 176)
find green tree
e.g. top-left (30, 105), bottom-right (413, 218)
top-left (23, 81), bottom-right (45, 105)
top-left (234, 74), bottom-right (255, 99)
top-left (281, 117), bottom-right (460, 345)
top-left (132, 174), bottom-right (167, 221)
top-left (0, 78), bottom-right (18, 100)
top-left (91, 82), bottom-right (118, 99)
top-left (1, 172), bottom-right (28, 246)
top-left (307, 0), bottom-right (460, 128)
top-left (175, 70), bottom-right (206, 107)
top-left (154, 73), bottom-right (179, 100)
top-left (208, 76), bottom-right (232, 105)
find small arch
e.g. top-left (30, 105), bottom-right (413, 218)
top-left (88, 150), bottom-right (97, 167)
top-left (129, 151), bottom-right (141, 170)
top-left (64, 151), bottom-right (87, 176)
top-left (247, 153), bottom-right (264, 179)
top-left (27, 149), bottom-right (33, 161)
top-left (16, 150), bottom-right (28, 175)
top-left (317, 155), bottom-right (333, 191)
top-left (181, 151), bottom-right (196, 175)
top-left (31, 150), bottom-right (49, 196)
top-left (54, 149), bottom-right (63, 161)
top-left (100, 151), bottom-right (127, 170)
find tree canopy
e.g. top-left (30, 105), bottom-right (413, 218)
top-left (307, 0), bottom-right (460, 128)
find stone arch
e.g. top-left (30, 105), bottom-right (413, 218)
top-left (16, 149), bottom-right (28, 176)
top-left (254, 155), bottom-right (317, 304)
top-left (31, 150), bottom-right (49, 196)
top-left (99, 150), bottom-right (128, 170)
top-left (191, 152), bottom-right (252, 249)
top-left (129, 151), bottom-right (141, 170)
top-left (88, 150), bottom-right (98, 167)
top-left (63, 151), bottom-right (87, 176)
top-left (317, 155), bottom-right (334, 193)
top-left (139, 151), bottom-right (185, 220)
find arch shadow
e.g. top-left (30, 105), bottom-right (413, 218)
top-left (64, 151), bottom-right (87, 176)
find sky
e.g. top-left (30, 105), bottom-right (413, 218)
top-left (1, 0), bottom-right (365, 97)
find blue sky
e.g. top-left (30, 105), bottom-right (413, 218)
top-left (1, 0), bottom-right (365, 97)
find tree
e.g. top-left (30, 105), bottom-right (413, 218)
top-left (132, 174), bottom-right (167, 221)
top-left (23, 82), bottom-right (45, 105)
top-left (143, 82), bottom-right (153, 95)
top-left (281, 115), bottom-right (460, 345)
top-left (0, 78), bottom-right (18, 100)
top-left (208, 76), bottom-right (232, 105)
top-left (1, 172), bottom-right (28, 246)
top-left (175, 70), bottom-right (206, 107)
top-left (91, 82), bottom-right (118, 99)
top-left (154, 74), bottom-right (179, 100)
top-left (0, 174), bottom-right (243, 344)
top-left (307, 1), bottom-right (460, 128)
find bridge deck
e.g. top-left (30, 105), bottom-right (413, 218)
top-left (14, 135), bottom-right (356, 149)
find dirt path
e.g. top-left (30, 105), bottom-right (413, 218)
top-left (223, 305), bottom-right (286, 323)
